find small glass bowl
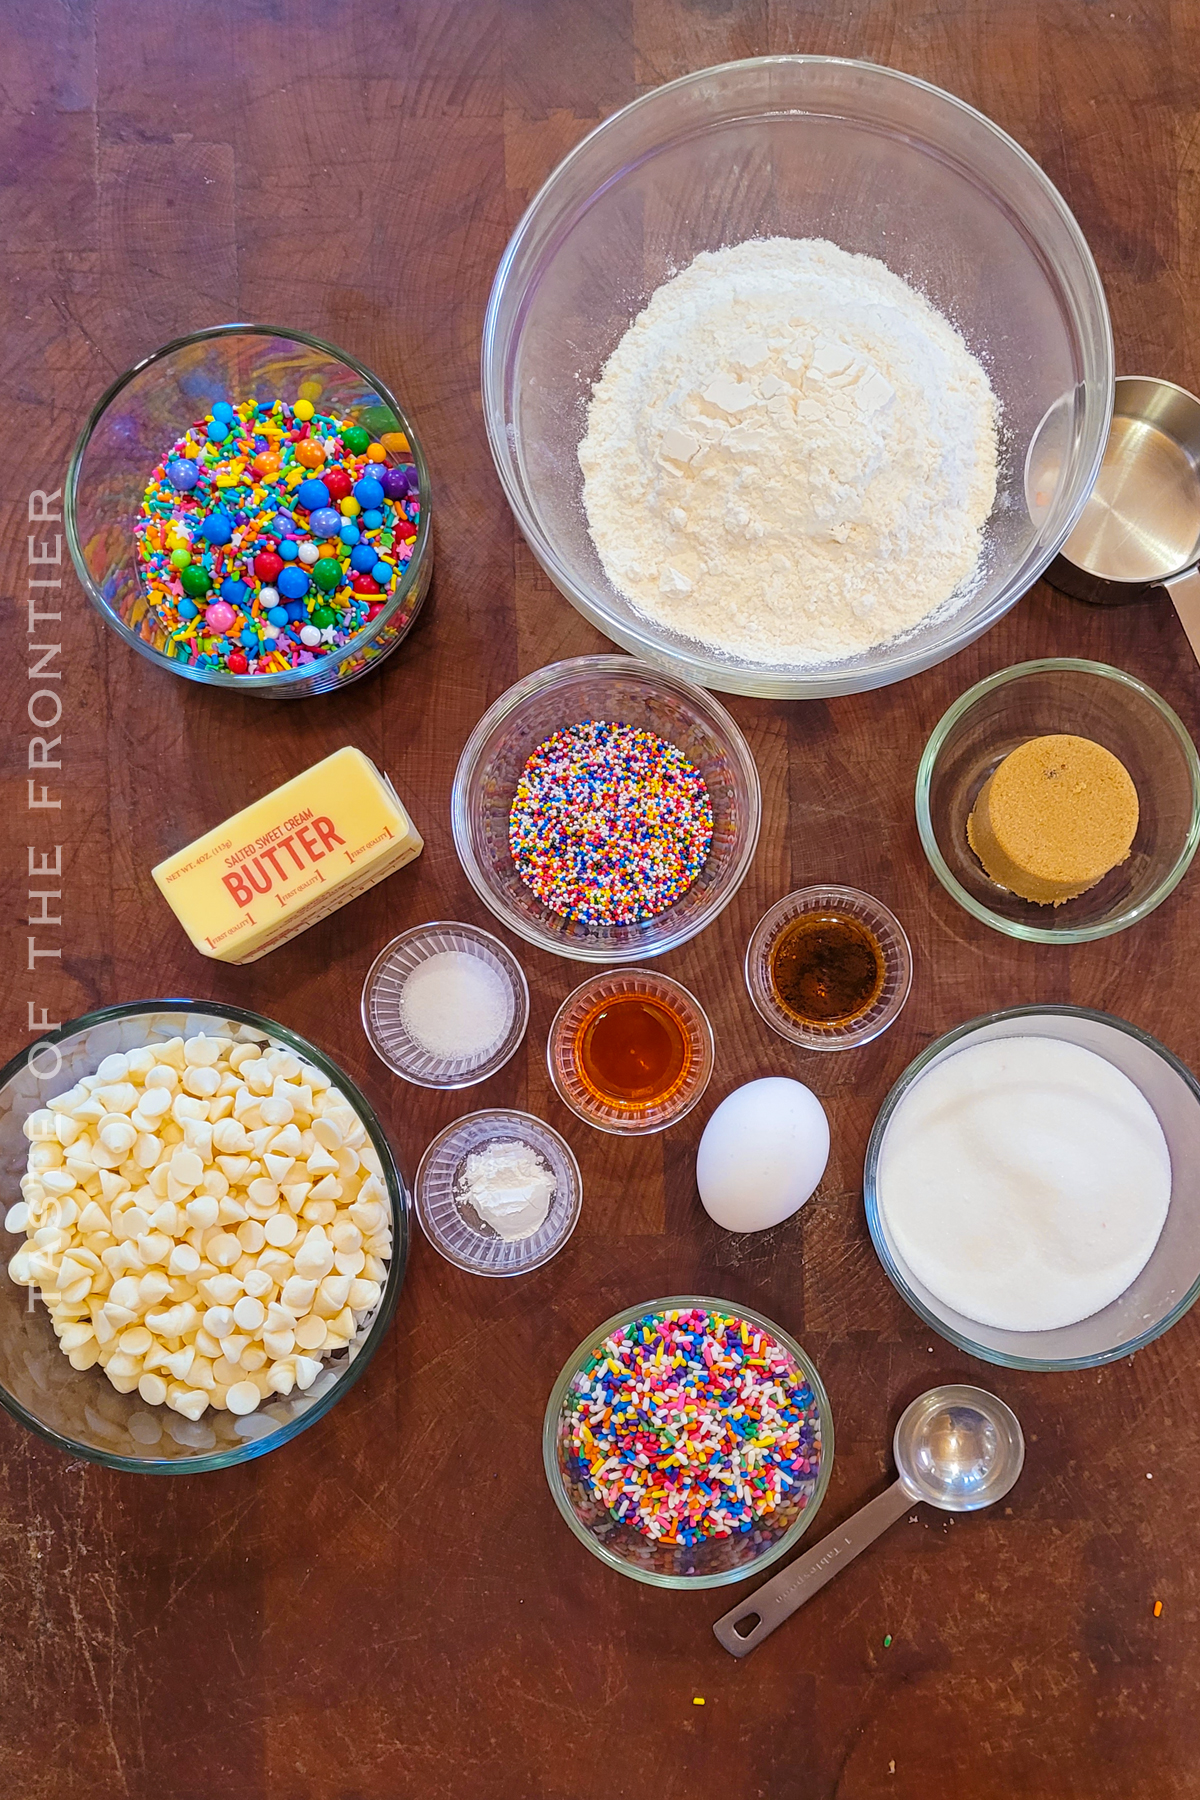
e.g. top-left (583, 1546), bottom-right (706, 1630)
top-left (450, 655), bottom-right (761, 963)
top-left (360, 922), bottom-right (529, 1090)
top-left (547, 969), bottom-right (714, 1135)
top-left (542, 1295), bottom-right (834, 1588)
top-left (916, 659), bottom-right (1200, 941)
top-left (864, 1005), bottom-right (1200, 1370)
top-left (65, 323), bottom-right (433, 700)
top-left (0, 1001), bottom-right (408, 1472)
top-left (415, 1109), bottom-right (582, 1276)
top-left (744, 885), bottom-right (912, 1051)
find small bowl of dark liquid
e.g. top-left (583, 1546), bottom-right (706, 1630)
top-left (745, 887), bottom-right (912, 1051)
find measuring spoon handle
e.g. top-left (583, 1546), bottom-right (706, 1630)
top-left (713, 1478), bottom-right (914, 1657)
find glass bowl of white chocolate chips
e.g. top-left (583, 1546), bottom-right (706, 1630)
top-left (0, 1002), bottom-right (407, 1470)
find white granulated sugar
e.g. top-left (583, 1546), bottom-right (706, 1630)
top-left (578, 237), bottom-right (999, 667)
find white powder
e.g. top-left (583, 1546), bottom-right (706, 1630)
top-left (876, 1037), bottom-right (1171, 1333)
top-left (578, 237), bottom-right (999, 667)
top-left (400, 952), bottom-right (513, 1062)
top-left (459, 1140), bottom-right (556, 1241)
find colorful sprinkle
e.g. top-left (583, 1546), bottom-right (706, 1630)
top-left (133, 398), bottom-right (422, 677)
top-left (509, 720), bottom-right (713, 925)
top-left (562, 1306), bottom-right (823, 1547)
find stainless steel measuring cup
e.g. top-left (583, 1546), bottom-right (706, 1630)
top-left (1046, 376), bottom-right (1200, 662)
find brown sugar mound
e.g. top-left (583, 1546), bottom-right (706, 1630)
top-left (967, 734), bottom-right (1139, 906)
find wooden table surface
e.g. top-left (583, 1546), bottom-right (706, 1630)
top-left (4, 2), bottom-right (1198, 1795)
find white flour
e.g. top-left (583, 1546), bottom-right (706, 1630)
top-left (578, 237), bottom-right (999, 667)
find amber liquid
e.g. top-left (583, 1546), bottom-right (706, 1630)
top-left (768, 911), bottom-right (885, 1027)
top-left (573, 994), bottom-right (691, 1108)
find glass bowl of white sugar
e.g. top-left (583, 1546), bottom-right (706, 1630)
top-left (482, 57), bottom-right (1113, 698)
top-left (0, 1001), bottom-right (407, 1471)
top-left (360, 922), bottom-right (530, 1088)
top-left (864, 1006), bottom-right (1200, 1370)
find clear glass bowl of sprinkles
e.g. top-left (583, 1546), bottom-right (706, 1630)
top-left (547, 968), bottom-right (715, 1134)
top-left (745, 885), bottom-right (913, 1051)
top-left (543, 1296), bottom-right (834, 1587)
top-left (450, 655), bottom-right (761, 962)
top-left (65, 324), bottom-right (433, 699)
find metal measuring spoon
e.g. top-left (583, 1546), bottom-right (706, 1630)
top-left (713, 1385), bottom-right (1024, 1658)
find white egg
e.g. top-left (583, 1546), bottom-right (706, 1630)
top-left (696, 1077), bottom-right (830, 1233)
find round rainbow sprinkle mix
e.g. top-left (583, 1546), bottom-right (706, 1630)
top-left (508, 720), bottom-right (713, 925)
top-left (133, 397), bottom-right (420, 676)
top-left (564, 1307), bottom-right (823, 1546)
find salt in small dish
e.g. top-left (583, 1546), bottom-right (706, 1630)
top-left (415, 1110), bottom-right (583, 1276)
top-left (360, 921), bottom-right (529, 1089)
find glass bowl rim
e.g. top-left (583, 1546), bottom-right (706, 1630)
top-left (64, 320), bottom-right (433, 694)
top-left (413, 1106), bottom-right (583, 1276)
top-left (863, 1002), bottom-right (1200, 1370)
top-left (541, 1292), bottom-right (835, 1588)
top-left (545, 966), bottom-right (715, 1135)
top-left (359, 920), bottom-right (531, 1090)
top-left (481, 54), bottom-right (1114, 700)
top-left (743, 883), bottom-right (913, 1050)
top-left (450, 653), bottom-right (762, 961)
top-left (915, 657), bottom-right (1200, 942)
top-left (0, 997), bottom-right (409, 1472)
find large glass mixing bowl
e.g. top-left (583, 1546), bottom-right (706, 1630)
top-left (0, 1002), bottom-right (408, 1471)
top-left (482, 57), bottom-right (1113, 698)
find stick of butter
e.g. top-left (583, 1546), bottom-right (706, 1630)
top-left (152, 747), bottom-right (423, 964)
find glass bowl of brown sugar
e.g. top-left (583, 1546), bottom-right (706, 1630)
top-left (744, 886), bottom-right (912, 1052)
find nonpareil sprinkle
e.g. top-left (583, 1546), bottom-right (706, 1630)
top-left (563, 1306), bottom-right (823, 1547)
top-left (509, 720), bottom-right (713, 925)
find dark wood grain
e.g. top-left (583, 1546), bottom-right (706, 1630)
top-left (2, 3), bottom-right (1198, 1796)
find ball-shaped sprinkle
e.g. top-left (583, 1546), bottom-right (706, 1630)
top-left (268, 511), bottom-right (293, 537)
top-left (371, 561), bottom-right (392, 587)
top-left (295, 439), bottom-right (325, 469)
top-left (220, 577), bottom-right (249, 607)
top-left (312, 557), bottom-right (342, 593)
top-left (341, 425), bottom-right (371, 455)
top-left (205, 601), bottom-right (236, 632)
top-left (293, 398), bottom-right (315, 421)
top-left (252, 451), bottom-right (281, 478)
top-left (285, 601), bottom-right (307, 622)
top-left (297, 542), bottom-right (319, 566)
top-left (169, 547), bottom-right (191, 570)
top-left (381, 466), bottom-right (408, 501)
top-left (361, 509), bottom-right (383, 530)
top-left (253, 550), bottom-right (284, 583)
top-left (259, 585), bottom-right (280, 606)
top-left (240, 627), bottom-right (259, 651)
top-left (300, 624), bottom-right (322, 647)
top-left (201, 511), bottom-right (234, 546)
top-left (277, 566), bottom-right (310, 601)
top-left (349, 543), bottom-right (377, 574)
top-left (323, 467), bottom-right (352, 501)
top-left (167, 458), bottom-right (199, 491)
top-left (178, 598), bottom-right (199, 621)
top-left (352, 476), bottom-right (385, 511)
top-left (366, 442), bottom-right (387, 463)
top-left (206, 420), bottom-right (229, 443)
top-left (211, 401), bottom-right (235, 422)
top-left (311, 605), bottom-right (336, 628)
top-left (228, 651), bottom-right (248, 674)
top-left (351, 572), bottom-right (380, 595)
top-left (402, 463), bottom-right (419, 492)
top-left (267, 605), bottom-right (289, 627)
top-left (339, 496), bottom-right (360, 518)
top-left (339, 523), bottom-right (360, 545)
top-left (180, 564), bottom-right (211, 598)
top-left (295, 478), bottom-right (331, 512)
top-left (277, 539), bottom-right (298, 561)
top-left (310, 506), bottom-right (341, 537)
